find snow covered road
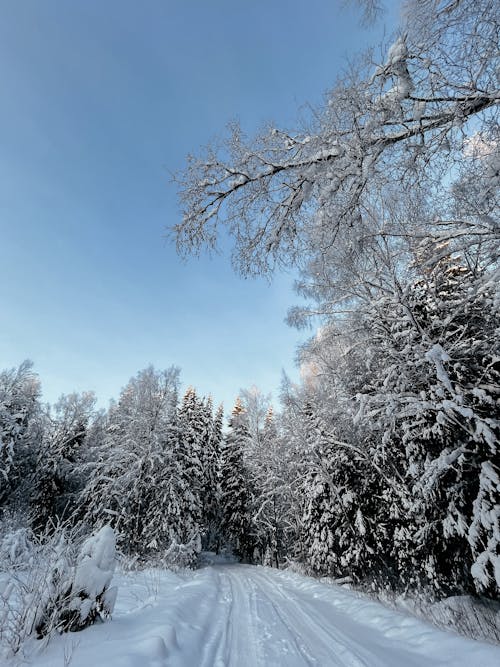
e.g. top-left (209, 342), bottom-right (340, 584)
top-left (23, 564), bottom-right (500, 666)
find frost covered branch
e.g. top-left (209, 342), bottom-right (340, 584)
top-left (174, 0), bottom-right (499, 275)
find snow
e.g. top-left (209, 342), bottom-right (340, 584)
top-left (386, 36), bottom-right (408, 71)
top-left (424, 343), bottom-right (454, 393)
top-left (72, 526), bottom-right (116, 603)
top-left (9, 564), bottom-right (500, 666)
top-left (0, 529), bottom-right (35, 568)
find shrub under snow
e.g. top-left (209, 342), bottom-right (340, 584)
top-left (0, 525), bottom-right (117, 659)
top-left (35, 525), bottom-right (117, 637)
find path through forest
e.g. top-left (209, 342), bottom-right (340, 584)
top-left (26, 564), bottom-right (500, 666)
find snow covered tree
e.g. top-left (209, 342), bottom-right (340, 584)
top-left (274, 377), bottom-right (320, 561)
top-left (146, 411), bottom-right (202, 567)
top-left (469, 461), bottom-right (500, 598)
top-left (240, 386), bottom-right (272, 450)
top-left (246, 405), bottom-right (292, 567)
top-left (174, 0), bottom-right (498, 279)
top-left (203, 402), bottom-right (223, 551)
top-left (300, 403), bottom-right (339, 576)
top-left (252, 407), bottom-right (278, 565)
top-left (0, 361), bottom-right (42, 514)
top-left (81, 366), bottom-right (180, 558)
top-left (219, 399), bottom-right (254, 560)
top-left (176, 388), bottom-right (206, 539)
top-left (297, 401), bottom-right (383, 581)
top-left (31, 392), bottom-right (96, 534)
top-left (238, 387), bottom-right (277, 562)
top-left (351, 243), bottom-right (500, 595)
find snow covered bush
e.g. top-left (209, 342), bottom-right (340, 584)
top-left (160, 533), bottom-right (203, 570)
top-left (0, 525), bottom-right (117, 659)
top-left (35, 525), bottom-right (117, 638)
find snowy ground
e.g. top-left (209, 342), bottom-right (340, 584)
top-left (10, 564), bottom-right (500, 666)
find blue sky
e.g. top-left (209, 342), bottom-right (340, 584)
top-left (0, 0), bottom-right (398, 411)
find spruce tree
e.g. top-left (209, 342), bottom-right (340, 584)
top-left (177, 388), bottom-right (205, 535)
top-left (356, 244), bottom-right (500, 595)
top-left (203, 402), bottom-right (223, 551)
top-left (219, 399), bottom-right (253, 560)
top-left (150, 413), bottom-right (202, 565)
top-left (301, 403), bottom-right (339, 576)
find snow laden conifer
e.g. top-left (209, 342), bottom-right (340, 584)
top-left (203, 402), bottom-right (223, 551)
top-left (176, 389), bottom-right (205, 543)
top-left (219, 399), bottom-right (253, 560)
top-left (469, 461), bottom-right (500, 597)
top-left (158, 403), bottom-right (203, 567)
top-left (301, 403), bottom-right (340, 576)
top-left (196, 395), bottom-right (219, 549)
top-left (408, 248), bottom-right (498, 596)
top-left (355, 242), bottom-right (500, 595)
top-left (136, 412), bottom-right (196, 564)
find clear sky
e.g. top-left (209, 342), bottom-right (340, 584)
top-left (0, 0), bottom-right (399, 412)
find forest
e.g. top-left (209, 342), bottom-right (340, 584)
top-left (1, 0), bottom-right (498, 659)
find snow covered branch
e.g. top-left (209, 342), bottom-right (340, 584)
top-left (174, 0), bottom-right (499, 275)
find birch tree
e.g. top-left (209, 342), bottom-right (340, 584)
top-left (174, 0), bottom-right (499, 280)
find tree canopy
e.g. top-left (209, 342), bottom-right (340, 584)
top-left (174, 0), bottom-right (498, 287)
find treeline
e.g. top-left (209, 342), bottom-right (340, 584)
top-left (0, 364), bottom-right (252, 567)
top-left (280, 246), bottom-right (499, 600)
top-left (1, 254), bottom-right (499, 602)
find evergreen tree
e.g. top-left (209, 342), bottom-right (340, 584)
top-left (177, 388), bottom-right (205, 538)
top-left (146, 412), bottom-right (201, 566)
top-left (203, 402), bottom-right (223, 551)
top-left (301, 403), bottom-right (340, 576)
top-left (219, 399), bottom-right (253, 560)
top-left (356, 245), bottom-right (500, 595)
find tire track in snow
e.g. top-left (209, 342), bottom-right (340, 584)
top-left (195, 568), bottom-right (235, 667)
top-left (253, 569), bottom-right (375, 666)
top-left (252, 568), bottom-right (389, 667)
top-left (160, 565), bottom-right (500, 666)
top-left (196, 566), bottom-right (265, 667)
top-left (245, 571), bottom-right (314, 666)
top-left (249, 574), bottom-right (329, 666)
top-left (251, 568), bottom-right (431, 667)
top-left (225, 567), bottom-right (265, 666)
top-left (179, 565), bottom-right (422, 666)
